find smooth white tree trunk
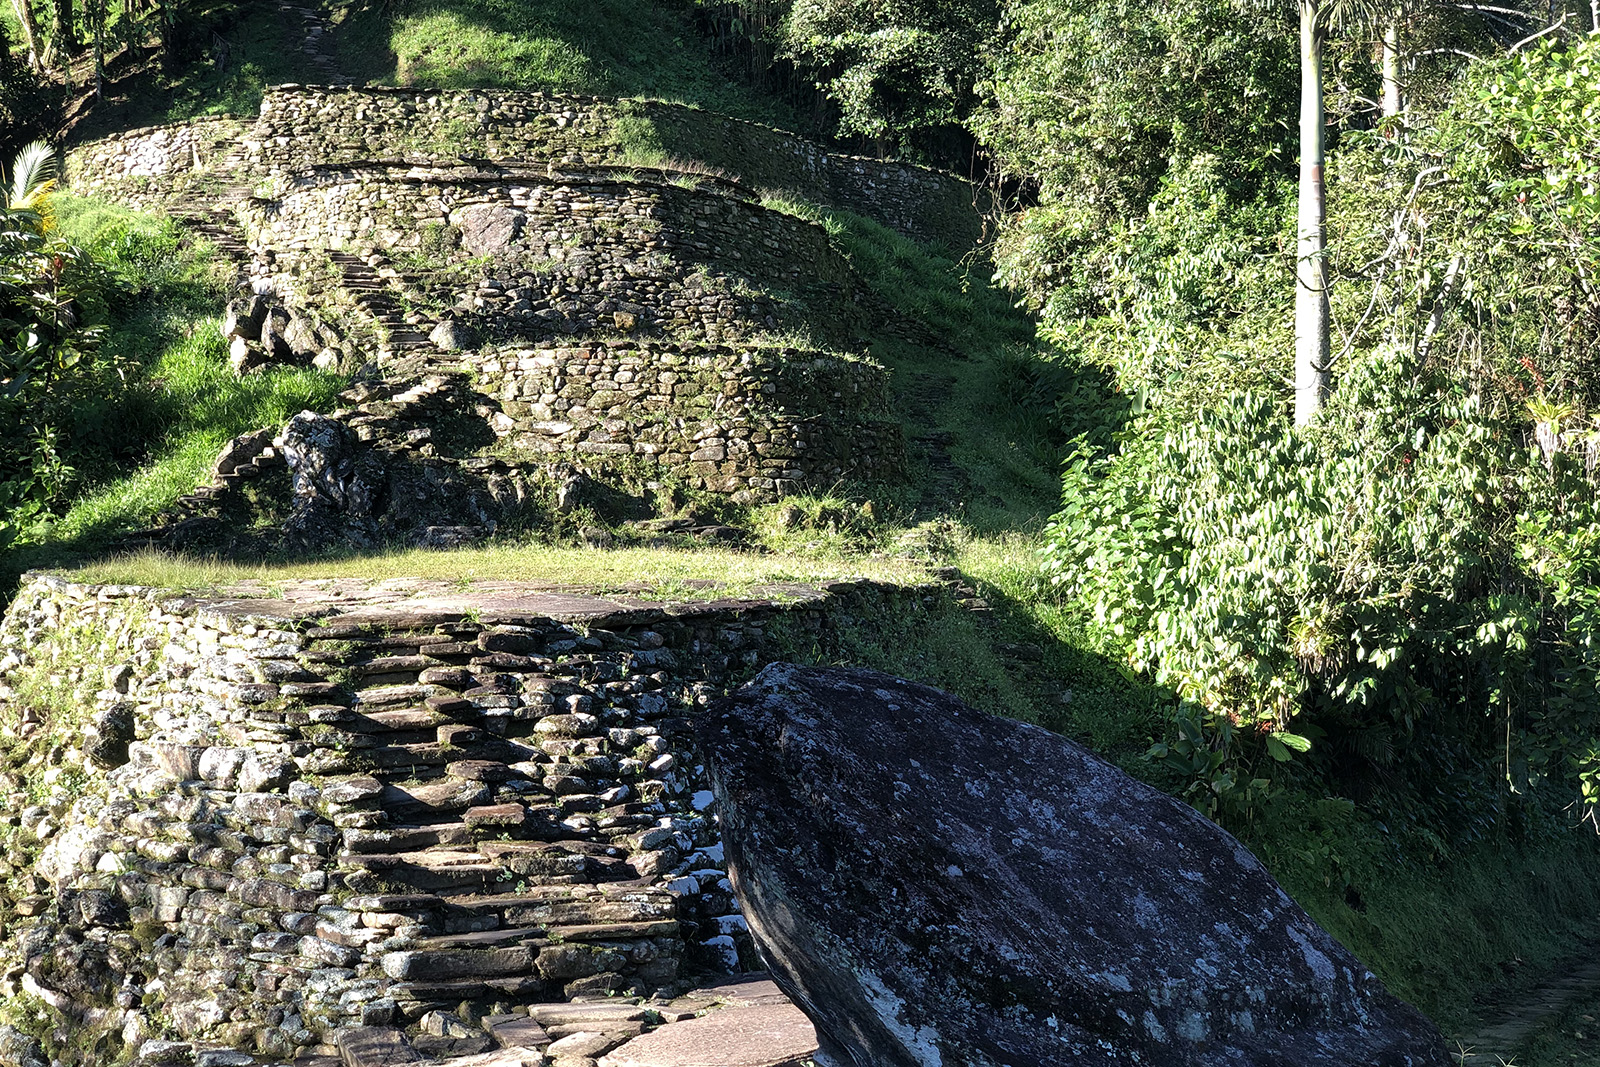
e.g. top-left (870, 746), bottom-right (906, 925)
top-left (1381, 18), bottom-right (1402, 119)
top-left (1295, 0), bottom-right (1331, 426)
top-left (10, 0), bottom-right (42, 69)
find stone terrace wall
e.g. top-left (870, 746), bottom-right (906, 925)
top-left (242, 166), bottom-right (863, 346)
top-left (635, 100), bottom-right (981, 250)
top-left (246, 86), bottom-right (979, 247)
top-left (65, 117), bottom-right (249, 202)
top-left (479, 341), bottom-right (903, 497)
top-left (0, 574), bottom-right (930, 1058)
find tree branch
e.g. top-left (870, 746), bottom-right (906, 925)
top-left (1510, 16), bottom-right (1566, 54)
top-left (1453, 3), bottom-right (1539, 18)
top-left (1416, 254), bottom-right (1464, 364)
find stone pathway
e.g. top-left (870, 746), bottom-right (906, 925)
top-left (279, 0), bottom-right (352, 87)
top-left (1452, 955), bottom-right (1600, 1065)
top-left (133, 974), bottom-right (814, 1066)
top-left (321, 974), bottom-right (812, 1067)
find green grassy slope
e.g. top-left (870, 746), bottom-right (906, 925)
top-left (0, 198), bottom-right (343, 585)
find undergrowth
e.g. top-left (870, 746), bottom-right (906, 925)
top-left (0, 195), bottom-right (342, 588)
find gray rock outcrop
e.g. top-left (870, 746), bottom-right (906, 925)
top-left (701, 664), bottom-right (1454, 1067)
top-left (277, 410), bottom-right (383, 548)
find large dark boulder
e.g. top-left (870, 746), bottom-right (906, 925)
top-left (701, 664), bottom-right (1452, 1067)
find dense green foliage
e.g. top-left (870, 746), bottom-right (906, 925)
top-left (778, 0), bottom-right (995, 147)
top-left (1, 195), bottom-right (341, 569)
top-left (1037, 34), bottom-right (1600, 817)
top-left (0, 208), bottom-right (108, 546)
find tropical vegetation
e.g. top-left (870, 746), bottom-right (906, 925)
top-left (5, 0), bottom-right (1600, 1054)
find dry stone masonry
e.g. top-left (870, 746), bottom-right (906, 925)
top-left (480, 342), bottom-right (900, 499)
top-left (243, 164), bottom-right (865, 347)
top-left (64, 84), bottom-right (957, 525)
top-left (64, 116), bottom-right (249, 198)
top-left (0, 574), bottom-right (933, 1061)
top-left (242, 87), bottom-right (980, 249)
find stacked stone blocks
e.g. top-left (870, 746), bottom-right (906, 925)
top-left (0, 576), bottom-right (928, 1055)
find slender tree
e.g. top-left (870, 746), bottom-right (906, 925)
top-left (49, 0), bottom-right (78, 57)
top-left (10, 0), bottom-right (44, 69)
top-left (1380, 14), bottom-right (1402, 117)
top-left (1289, 0), bottom-right (1385, 425)
top-left (1294, 0), bottom-right (1332, 425)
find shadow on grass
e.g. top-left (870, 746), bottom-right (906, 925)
top-left (332, 0), bottom-right (805, 127)
top-left (68, 0), bottom-right (322, 140)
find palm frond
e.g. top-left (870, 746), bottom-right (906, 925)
top-left (6, 141), bottom-right (57, 213)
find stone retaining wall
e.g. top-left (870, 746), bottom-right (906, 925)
top-left (65, 117), bottom-right (248, 201)
top-left (246, 86), bottom-right (979, 246)
top-left (478, 341), bottom-right (903, 496)
top-left (0, 574), bottom-right (931, 1058)
top-left (241, 166), bottom-right (862, 347)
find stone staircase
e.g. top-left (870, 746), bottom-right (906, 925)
top-left (276, 612), bottom-right (713, 1021)
top-left (167, 139), bottom-right (257, 285)
top-left (327, 250), bottom-right (437, 359)
top-left (280, 0), bottom-right (352, 88)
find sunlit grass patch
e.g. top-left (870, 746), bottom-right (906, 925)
top-left (391, 9), bottom-right (593, 90)
top-left (62, 543), bottom-right (932, 597)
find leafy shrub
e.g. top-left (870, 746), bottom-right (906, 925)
top-left (0, 210), bottom-right (125, 548)
top-left (1041, 346), bottom-right (1600, 824)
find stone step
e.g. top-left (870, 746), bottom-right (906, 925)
top-left (476, 841), bottom-right (632, 879)
top-left (336, 1026), bottom-right (421, 1067)
top-left (348, 854), bottom-right (510, 893)
top-left (485, 1015), bottom-right (551, 1050)
top-left (342, 847), bottom-right (490, 870)
top-left (344, 822), bottom-right (475, 854)
top-left (597, 1002), bottom-right (817, 1067)
top-left (439, 886), bottom-right (677, 928)
top-left (387, 974), bottom-right (544, 1006)
top-left (348, 707), bottom-right (456, 732)
top-left (528, 1001), bottom-right (648, 1029)
top-left (546, 920), bottom-right (678, 942)
top-left (410, 925), bottom-right (547, 952)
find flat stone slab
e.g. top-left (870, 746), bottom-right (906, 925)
top-left (431, 1051), bottom-right (544, 1067)
top-left (597, 1004), bottom-right (817, 1067)
top-left (336, 1027), bottom-right (421, 1067)
top-left (160, 577), bottom-right (833, 628)
top-left (686, 975), bottom-right (791, 1008)
top-left (484, 1015), bottom-right (551, 1050)
top-left (529, 1002), bottom-right (647, 1028)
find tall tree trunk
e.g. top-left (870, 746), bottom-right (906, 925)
top-left (11, 0), bottom-right (44, 69)
top-left (1381, 17), bottom-right (1401, 119)
top-left (51, 0), bottom-right (78, 56)
top-left (88, 0), bottom-right (103, 100)
top-left (1295, 0), bottom-right (1331, 426)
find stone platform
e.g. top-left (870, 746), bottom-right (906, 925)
top-left (0, 574), bottom-right (928, 1060)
